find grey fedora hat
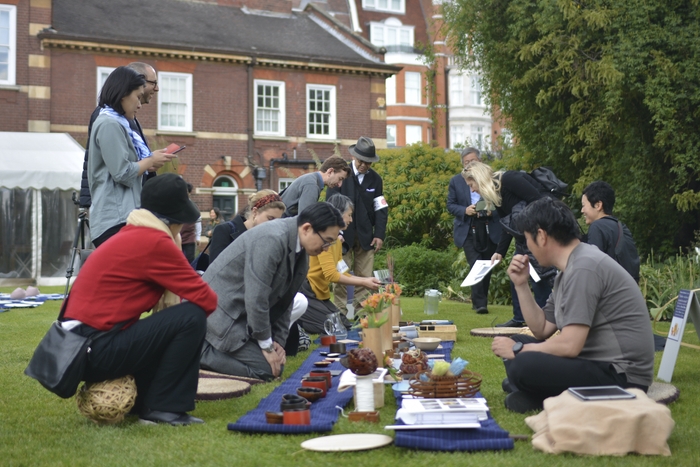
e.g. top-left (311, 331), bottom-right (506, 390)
top-left (348, 136), bottom-right (380, 163)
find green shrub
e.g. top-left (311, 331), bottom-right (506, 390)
top-left (374, 143), bottom-right (462, 250)
top-left (640, 250), bottom-right (700, 321)
top-left (383, 244), bottom-right (457, 296)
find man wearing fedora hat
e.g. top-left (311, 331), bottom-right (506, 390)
top-left (327, 136), bottom-right (388, 315)
top-left (62, 173), bottom-right (218, 425)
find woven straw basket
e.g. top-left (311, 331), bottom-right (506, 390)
top-left (76, 375), bottom-right (137, 424)
top-left (408, 370), bottom-right (482, 399)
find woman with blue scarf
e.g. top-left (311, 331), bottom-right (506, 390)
top-left (88, 66), bottom-right (176, 247)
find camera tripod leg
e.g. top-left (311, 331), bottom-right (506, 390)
top-left (64, 211), bottom-right (90, 297)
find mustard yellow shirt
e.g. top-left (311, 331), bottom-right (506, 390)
top-left (307, 241), bottom-right (350, 300)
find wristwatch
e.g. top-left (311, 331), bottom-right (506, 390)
top-left (261, 344), bottom-right (275, 354)
top-left (512, 341), bottom-right (524, 356)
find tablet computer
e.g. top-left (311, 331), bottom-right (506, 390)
top-left (568, 385), bottom-right (636, 401)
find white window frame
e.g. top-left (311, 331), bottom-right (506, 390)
top-left (449, 74), bottom-right (463, 106)
top-left (278, 178), bottom-right (294, 192)
top-left (386, 124), bottom-right (397, 147)
top-left (158, 71), bottom-right (193, 132)
top-left (385, 75), bottom-right (396, 106)
top-left (404, 71), bottom-right (421, 105)
top-left (405, 125), bottom-right (422, 145)
top-left (369, 19), bottom-right (414, 49)
top-left (451, 125), bottom-right (465, 148)
top-left (362, 0), bottom-right (405, 14)
top-left (470, 75), bottom-right (484, 106)
top-left (96, 67), bottom-right (115, 103)
top-left (306, 84), bottom-right (336, 140)
top-left (254, 79), bottom-right (285, 137)
top-left (471, 125), bottom-right (484, 148)
top-left (0, 5), bottom-right (17, 85)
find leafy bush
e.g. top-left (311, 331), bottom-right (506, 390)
top-left (640, 250), bottom-right (700, 321)
top-left (374, 143), bottom-right (462, 250)
top-left (379, 245), bottom-right (456, 296)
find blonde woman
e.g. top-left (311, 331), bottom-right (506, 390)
top-left (462, 162), bottom-right (553, 328)
top-left (209, 190), bottom-right (285, 263)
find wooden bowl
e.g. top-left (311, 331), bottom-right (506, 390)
top-left (412, 337), bottom-right (441, 351)
top-left (313, 361), bottom-right (332, 368)
top-left (297, 386), bottom-right (324, 402)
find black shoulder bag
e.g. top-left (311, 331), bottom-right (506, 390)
top-left (24, 296), bottom-right (120, 398)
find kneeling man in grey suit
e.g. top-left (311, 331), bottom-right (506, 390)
top-left (201, 202), bottom-right (345, 380)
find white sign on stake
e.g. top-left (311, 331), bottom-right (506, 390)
top-left (657, 289), bottom-right (700, 382)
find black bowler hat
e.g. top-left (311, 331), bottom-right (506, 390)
top-left (348, 136), bottom-right (380, 163)
top-left (141, 173), bottom-right (200, 224)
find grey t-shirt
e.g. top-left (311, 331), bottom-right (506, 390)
top-left (542, 243), bottom-right (654, 386)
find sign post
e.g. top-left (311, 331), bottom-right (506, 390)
top-left (657, 289), bottom-right (700, 382)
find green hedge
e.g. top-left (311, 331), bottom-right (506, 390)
top-left (374, 245), bottom-right (456, 296)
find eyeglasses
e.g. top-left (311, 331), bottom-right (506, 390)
top-left (356, 160), bottom-right (372, 167)
top-left (145, 79), bottom-right (158, 87)
top-left (316, 231), bottom-right (336, 249)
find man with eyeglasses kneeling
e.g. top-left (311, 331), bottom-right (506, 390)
top-left (327, 136), bottom-right (388, 318)
top-left (200, 202), bottom-right (345, 381)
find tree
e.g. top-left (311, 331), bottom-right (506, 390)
top-left (375, 144), bottom-right (462, 250)
top-left (443, 0), bottom-right (700, 256)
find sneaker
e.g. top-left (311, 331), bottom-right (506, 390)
top-left (502, 377), bottom-right (514, 394)
top-left (504, 391), bottom-right (544, 413)
top-left (297, 325), bottom-right (311, 352)
top-left (496, 319), bottom-right (526, 328)
top-left (475, 307), bottom-right (489, 315)
top-left (139, 409), bottom-right (204, 426)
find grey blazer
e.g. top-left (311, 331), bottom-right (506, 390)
top-left (202, 217), bottom-right (309, 353)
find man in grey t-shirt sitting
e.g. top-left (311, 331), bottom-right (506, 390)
top-left (491, 197), bottom-right (654, 413)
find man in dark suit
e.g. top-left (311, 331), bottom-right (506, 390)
top-left (200, 203), bottom-right (344, 381)
top-left (327, 136), bottom-right (388, 316)
top-left (447, 148), bottom-right (501, 314)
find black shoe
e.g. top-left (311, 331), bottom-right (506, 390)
top-left (502, 378), bottom-right (514, 394)
top-left (504, 391), bottom-right (543, 413)
top-left (475, 307), bottom-right (489, 315)
top-left (495, 319), bottom-right (526, 328)
top-left (139, 409), bottom-right (204, 426)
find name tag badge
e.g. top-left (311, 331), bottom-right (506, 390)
top-left (373, 195), bottom-right (388, 211)
top-left (337, 259), bottom-right (349, 274)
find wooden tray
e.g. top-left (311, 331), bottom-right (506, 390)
top-left (418, 324), bottom-right (457, 341)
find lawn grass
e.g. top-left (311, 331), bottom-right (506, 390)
top-left (1, 286), bottom-right (698, 466)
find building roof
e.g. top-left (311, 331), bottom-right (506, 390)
top-left (48, 0), bottom-right (389, 69)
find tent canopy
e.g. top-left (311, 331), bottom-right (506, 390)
top-left (0, 132), bottom-right (84, 190)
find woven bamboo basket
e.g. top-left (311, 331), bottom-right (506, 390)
top-left (76, 375), bottom-right (137, 424)
top-left (408, 370), bottom-right (482, 399)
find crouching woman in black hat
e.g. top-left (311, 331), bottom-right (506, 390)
top-left (62, 173), bottom-right (218, 426)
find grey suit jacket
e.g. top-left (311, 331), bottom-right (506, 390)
top-left (202, 217), bottom-right (309, 353)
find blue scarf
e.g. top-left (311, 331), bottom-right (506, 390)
top-left (99, 106), bottom-right (151, 161)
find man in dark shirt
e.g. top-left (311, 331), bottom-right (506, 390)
top-left (581, 181), bottom-right (640, 282)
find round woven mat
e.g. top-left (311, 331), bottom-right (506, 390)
top-left (196, 377), bottom-right (251, 401)
top-left (470, 327), bottom-right (526, 337)
top-left (647, 382), bottom-right (680, 405)
top-left (199, 369), bottom-right (264, 385)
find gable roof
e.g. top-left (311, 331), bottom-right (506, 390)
top-left (46, 0), bottom-right (392, 70)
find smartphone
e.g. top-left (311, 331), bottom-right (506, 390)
top-left (568, 385), bottom-right (636, 401)
top-left (164, 143), bottom-right (186, 155)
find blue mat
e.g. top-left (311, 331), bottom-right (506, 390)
top-left (228, 343), bottom-right (361, 434)
top-left (391, 344), bottom-right (514, 451)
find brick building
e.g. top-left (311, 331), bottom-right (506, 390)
top-left (0, 0), bottom-right (398, 219)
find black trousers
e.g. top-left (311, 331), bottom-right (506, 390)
top-left (504, 335), bottom-right (648, 403)
top-left (462, 227), bottom-right (497, 310)
top-left (75, 302), bottom-right (207, 413)
top-left (298, 280), bottom-right (352, 334)
top-left (92, 223), bottom-right (126, 248)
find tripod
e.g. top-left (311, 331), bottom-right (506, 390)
top-left (64, 192), bottom-right (91, 296)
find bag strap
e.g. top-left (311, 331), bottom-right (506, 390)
top-left (615, 220), bottom-right (624, 257)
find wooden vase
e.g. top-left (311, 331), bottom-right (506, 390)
top-left (379, 308), bottom-right (393, 353)
top-left (390, 298), bottom-right (401, 327)
top-left (361, 327), bottom-right (384, 368)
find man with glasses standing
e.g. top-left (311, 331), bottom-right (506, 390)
top-left (79, 62), bottom-right (162, 208)
top-left (327, 136), bottom-right (388, 317)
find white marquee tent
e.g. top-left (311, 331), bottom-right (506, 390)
top-left (0, 132), bottom-right (85, 286)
